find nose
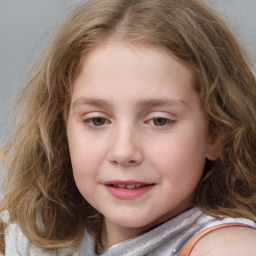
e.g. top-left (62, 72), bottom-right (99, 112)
top-left (107, 125), bottom-right (143, 167)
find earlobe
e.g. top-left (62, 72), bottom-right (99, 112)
top-left (206, 132), bottom-right (222, 161)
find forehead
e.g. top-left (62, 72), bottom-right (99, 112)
top-left (75, 41), bottom-right (193, 85)
top-left (70, 41), bottom-right (197, 107)
top-left (83, 40), bottom-right (191, 71)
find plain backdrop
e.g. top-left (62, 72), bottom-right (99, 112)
top-left (0, 0), bottom-right (256, 186)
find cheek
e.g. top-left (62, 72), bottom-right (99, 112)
top-left (68, 131), bottom-right (109, 184)
top-left (69, 144), bottom-right (98, 175)
top-left (69, 143), bottom-right (98, 199)
top-left (148, 132), bottom-right (207, 177)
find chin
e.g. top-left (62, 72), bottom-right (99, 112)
top-left (106, 214), bottom-right (159, 230)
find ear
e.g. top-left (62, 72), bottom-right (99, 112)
top-left (206, 131), bottom-right (222, 161)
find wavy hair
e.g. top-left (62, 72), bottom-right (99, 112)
top-left (1, 0), bottom-right (256, 252)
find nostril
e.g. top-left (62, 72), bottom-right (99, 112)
top-left (107, 140), bottom-right (143, 166)
top-left (109, 158), bottom-right (141, 167)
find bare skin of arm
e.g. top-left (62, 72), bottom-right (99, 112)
top-left (190, 226), bottom-right (256, 256)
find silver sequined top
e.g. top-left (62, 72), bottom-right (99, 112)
top-left (2, 208), bottom-right (256, 256)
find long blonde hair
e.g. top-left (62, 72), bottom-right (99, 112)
top-left (1, 0), bottom-right (256, 252)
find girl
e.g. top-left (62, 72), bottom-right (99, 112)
top-left (1, 0), bottom-right (256, 255)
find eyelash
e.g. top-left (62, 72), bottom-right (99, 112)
top-left (83, 116), bottom-right (175, 128)
top-left (83, 117), bottom-right (110, 127)
top-left (147, 117), bottom-right (175, 127)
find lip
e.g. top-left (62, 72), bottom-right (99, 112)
top-left (103, 180), bottom-right (155, 200)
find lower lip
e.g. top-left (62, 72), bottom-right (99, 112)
top-left (105, 185), bottom-right (154, 200)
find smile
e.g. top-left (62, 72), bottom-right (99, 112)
top-left (103, 181), bottom-right (155, 199)
top-left (110, 184), bottom-right (147, 189)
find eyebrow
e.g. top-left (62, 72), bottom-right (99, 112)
top-left (136, 99), bottom-right (187, 108)
top-left (73, 97), bottom-right (112, 109)
top-left (72, 97), bottom-right (187, 109)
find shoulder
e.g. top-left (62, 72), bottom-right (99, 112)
top-left (190, 225), bottom-right (256, 256)
top-left (4, 222), bottom-right (29, 255)
top-left (4, 222), bottom-right (73, 255)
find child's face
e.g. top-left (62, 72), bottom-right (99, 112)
top-left (67, 41), bottom-right (216, 233)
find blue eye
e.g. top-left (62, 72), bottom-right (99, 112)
top-left (87, 117), bottom-right (108, 126)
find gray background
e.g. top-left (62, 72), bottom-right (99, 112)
top-left (0, 0), bottom-right (256, 187)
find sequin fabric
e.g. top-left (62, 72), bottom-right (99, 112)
top-left (2, 208), bottom-right (256, 255)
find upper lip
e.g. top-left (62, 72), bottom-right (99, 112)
top-left (104, 180), bottom-right (153, 185)
top-left (103, 180), bottom-right (155, 188)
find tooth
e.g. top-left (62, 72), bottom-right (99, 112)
top-left (126, 184), bottom-right (136, 189)
top-left (118, 184), bottom-right (126, 188)
top-left (135, 184), bottom-right (142, 188)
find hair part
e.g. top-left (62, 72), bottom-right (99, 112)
top-left (1, 0), bottom-right (256, 252)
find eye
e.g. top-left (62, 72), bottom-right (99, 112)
top-left (85, 117), bottom-right (109, 126)
top-left (152, 117), bottom-right (170, 126)
top-left (144, 110), bottom-right (177, 128)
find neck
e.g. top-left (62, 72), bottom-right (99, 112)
top-left (100, 220), bottom-right (146, 250)
top-left (100, 204), bottom-right (194, 250)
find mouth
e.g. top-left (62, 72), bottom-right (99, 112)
top-left (109, 184), bottom-right (149, 189)
top-left (103, 181), bottom-right (155, 199)
top-left (104, 180), bottom-right (154, 188)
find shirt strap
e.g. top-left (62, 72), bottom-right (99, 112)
top-left (178, 223), bottom-right (251, 256)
